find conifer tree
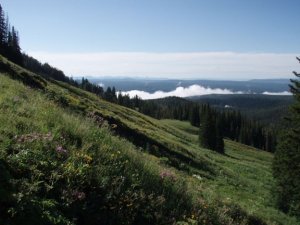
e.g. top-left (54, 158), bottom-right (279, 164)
top-left (199, 105), bottom-right (224, 153)
top-left (4, 15), bottom-right (9, 44)
top-left (0, 4), bottom-right (6, 47)
top-left (189, 105), bottom-right (200, 127)
top-left (7, 28), bottom-right (12, 48)
top-left (199, 109), bottom-right (213, 149)
top-left (273, 57), bottom-right (300, 218)
top-left (215, 117), bottom-right (225, 153)
top-left (10, 26), bottom-right (22, 64)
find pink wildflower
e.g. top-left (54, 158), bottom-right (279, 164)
top-left (160, 170), bottom-right (176, 181)
top-left (56, 146), bottom-right (67, 154)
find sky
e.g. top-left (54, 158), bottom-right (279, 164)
top-left (1, 0), bottom-right (300, 79)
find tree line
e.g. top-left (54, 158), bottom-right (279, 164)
top-left (0, 3), bottom-right (108, 102)
top-left (0, 4), bottom-right (23, 65)
top-left (113, 94), bottom-right (276, 152)
top-left (0, 3), bottom-right (117, 107)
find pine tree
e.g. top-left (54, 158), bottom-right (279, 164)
top-left (104, 87), bottom-right (112, 101)
top-left (273, 57), bottom-right (300, 218)
top-left (133, 95), bottom-right (140, 108)
top-left (215, 117), bottom-right (225, 153)
top-left (117, 92), bottom-right (124, 105)
top-left (0, 4), bottom-right (23, 65)
top-left (7, 29), bottom-right (12, 48)
top-left (0, 4), bottom-right (6, 47)
top-left (10, 26), bottom-right (22, 64)
top-left (111, 87), bottom-right (117, 102)
top-left (199, 105), bottom-right (224, 153)
top-left (189, 105), bottom-right (200, 127)
top-left (199, 109), bottom-right (213, 149)
top-left (4, 15), bottom-right (9, 44)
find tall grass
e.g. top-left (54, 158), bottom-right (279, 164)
top-left (0, 75), bottom-right (270, 224)
top-left (0, 54), bottom-right (299, 224)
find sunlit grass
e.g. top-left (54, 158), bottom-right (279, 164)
top-left (162, 119), bottom-right (299, 225)
top-left (1, 54), bottom-right (299, 224)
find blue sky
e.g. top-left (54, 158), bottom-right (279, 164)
top-left (1, 0), bottom-right (300, 79)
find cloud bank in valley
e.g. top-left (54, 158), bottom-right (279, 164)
top-left (120, 85), bottom-right (244, 100)
top-left (262, 91), bottom-right (292, 95)
top-left (29, 51), bottom-right (298, 79)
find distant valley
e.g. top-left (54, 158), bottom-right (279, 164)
top-left (86, 77), bottom-right (291, 94)
top-left (189, 94), bottom-right (293, 124)
top-left (86, 78), bottom-right (293, 124)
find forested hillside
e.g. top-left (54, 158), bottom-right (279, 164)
top-left (125, 97), bottom-right (278, 152)
top-left (189, 94), bottom-right (293, 124)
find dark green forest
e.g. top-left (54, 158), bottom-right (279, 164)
top-left (0, 4), bottom-right (22, 65)
top-left (114, 95), bottom-right (277, 152)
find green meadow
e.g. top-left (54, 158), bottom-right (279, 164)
top-left (0, 56), bottom-right (299, 224)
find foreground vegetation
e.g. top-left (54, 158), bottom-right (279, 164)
top-left (0, 74), bottom-right (195, 224)
top-left (161, 120), bottom-right (299, 224)
top-left (0, 56), bottom-right (299, 224)
top-left (273, 58), bottom-right (300, 218)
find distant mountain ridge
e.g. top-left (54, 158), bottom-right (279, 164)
top-left (87, 78), bottom-right (290, 93)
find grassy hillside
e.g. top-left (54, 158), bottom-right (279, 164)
top-left (0, 55), bottom-right (299, 224)
top-left (161, 120), bottom-right (299, 224)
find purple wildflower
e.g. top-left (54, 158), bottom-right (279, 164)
top-left (56, 146), bottom-right (67, 154)
top-left (159, 170), bottom-right (176, 181)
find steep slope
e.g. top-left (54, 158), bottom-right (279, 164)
top-left (161, 120), bottom-right (300, 224)
top-left (0, 55), bottom-right (298, 224)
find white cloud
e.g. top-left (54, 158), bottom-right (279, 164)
top-left (28, 51), bottom-right (299, 79)
top-left (120, 84), bottom-right (243, 100)
top-left (98, 82), bottom-right (105, 87)
top-left (262, 91), bottom-right (292, 95)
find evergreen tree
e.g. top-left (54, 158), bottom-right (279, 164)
top-left (0, 4), bottom-right (22, 65)
top-left (273, 57), bottom-right (300, 218)
top-left (111, 86), bottom-right (117, 102)
top-left (0, 4), bottom-right (6, 48)
top-left (5, 26), bottom-right (22, 65)
top-left (104, 87), bottom-right (112, 101)
top-left (4, 15), bottom-right (9, 44)
top-left (199, 109), bottom-right (213, 149)
top-left (11, 27), bottom-right (20, 51)
top-left (117, 92), bottom-right (124, 105)
top-left (199, 104), bottom-right (225, 153)
top-left (133, 95), bottom-right (141, 108)
top-left (189, 105), bottom-right (200, 127)
top-left (215, 117), bottom-right (225, 153)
